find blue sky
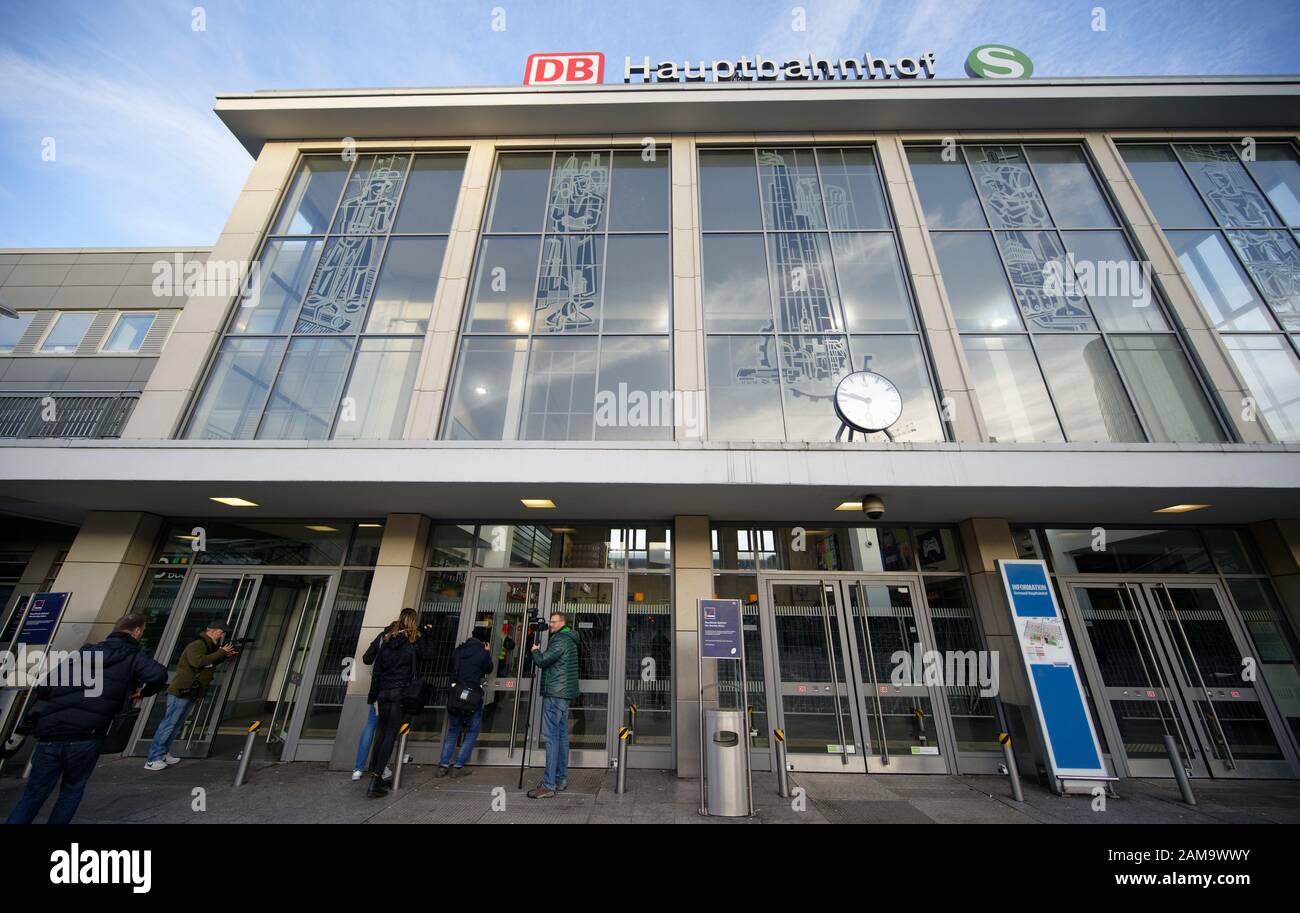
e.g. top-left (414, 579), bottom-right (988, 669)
top-left (1, 0), bottom-right (1297, 248)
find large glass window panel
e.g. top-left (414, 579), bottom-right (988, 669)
top-left (444, 337), bottom-right (528, 440)
top-left (39, 312), bottom-right (93, 352)
top-left (0, 311), bottom-right (33, 352)
top-left (1168, 230), bottom-right (1276, 330)
top-left (766, 232), bottom-right (842, 332)
top-left (965, 145), bottom-right (1052, 229)
top-left (601, 235), bottom-right (670, 333)
top-left (1060, 231), bottom-right (1168, 332)
top-left (705, 335), bottom-right (785, 440)
top-left (465, 236), bottom-right (542, 333)
top-left (848, 335), bottom-right (944, 441)
top-left (930, 233), bottom-right (1022, 331)
top-left (595, 336), bottom-right (672, 441)
top-left (257, 337), bottom-right (354, 439)
top-left (1223, 229), bottom-right (1300, 330)
top-left (608, 151), bottom-right (669, 231)
top-left (100, 312), bottom-right (155, 353)
top-left (996, 230), bottom-right (1097, 331)
top-left (962, 335), bottom-right (1064, 442)
top-left (1222, 334), bottom-right (1300, 441)
top-left (186, 337), bottom-right (287, 440)
top-left (1046, 527), bottom-right (1213, 574)
top-left (778, 334), bottom-right (852, 440)
top-left (1110, 335), bottom-right (1225, 442)
top-left (1175, 144), bottom-right (1281, 228)
top-left (329, 153), bottom-right (409, 235)
top-left (486, 152), bottom-right (552, 233)
top-left (1119, 145), bottom-right (1215, 227)
top-left (1032, 334), bottom-right (1144, 442)
top-left (702, 234), bottom-right (774, 332)
top-left (302, 570), bottom-right (373, 740)
top-left (364, 236), bottom-right (445, 334)
top-left (533, 234), bottom-right (604, 333)
top-left (1227, 578), bottom-right (1300, 744)
top-left (273, 156), bottom-right (349, 236)
top-left (230, 238), bottom-right (323, 335)
top-left (699, 150), bottom-right (762, 230)
top-left (296, 235), bottom-right (386, 334)
top-left (624, 574), bottom-right (672, 745)
top-left (1245, 144), bottom-right (1300, 227)
top-left (521, 336), bottom-right (598, 440)
top-left (392, 154), bottom-right (465, 234)
top-left (1025, 145), bottom-right (1117, 228)
top-left (830, 233), bottom-right (915, 332)
top-left (546, 150), bottom-right (608, 234)
top-left (333, 337), bottom-right (421, 440)
top-left (817, 148), bottom-right (890, 230)
top-left (906, 146), bottom-right (988, 229)
top-left (759, 148), bottom-right (825, 231)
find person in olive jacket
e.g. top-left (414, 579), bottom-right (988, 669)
top-left (145, 620), bottom-right (235, 770)
top-left (526, 610), bottom-right (580, 799)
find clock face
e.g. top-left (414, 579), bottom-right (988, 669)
top-left (834, 371), bottom-right (903, 433)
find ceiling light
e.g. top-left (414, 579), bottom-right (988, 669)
top-left (210, 497), bottom-right (258, 508)
top-left (834, 501), bottom-right (862, 511)
top-left (1154, 503), bottom-right (1210, 513)
top-left (521, 499), bottom-right (556, 509)
top-left (305, 525), bottom-right (337, 532)
top-left (358, 523), bottom-right (383, 528)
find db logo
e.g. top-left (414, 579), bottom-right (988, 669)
top-left (524, 52), bottom-right (605, 85)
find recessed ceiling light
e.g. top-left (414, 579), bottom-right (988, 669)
top-left (358, 523), bottom-right (383, 528)
top-left (305, 525), bottom-right (337, 532)
top-left (1154, 503), bottom-right (1210, 513)
top-left (210, 497), bottom-right (258, 508)
top-left (550, 527), bottom-right (577, 533)
top-left (834, 501), bottom-right (862, 511)
top-left (521, 498), bottom-right (556, 509)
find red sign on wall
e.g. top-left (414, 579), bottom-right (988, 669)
top-left (524, 52), bottom-right (605, 85)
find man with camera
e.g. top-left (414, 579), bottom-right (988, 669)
top-left (436, 626), bottom-right (494, 778)
top-left (526, 610), bottom-right (579, 799)
top-left (144, 619), bottom-right (235, 771)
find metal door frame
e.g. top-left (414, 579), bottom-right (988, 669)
top-left (452, 568), bottom-right (626, 769)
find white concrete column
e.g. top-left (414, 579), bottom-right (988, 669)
top-left (671, 135), bottom-right (707, 440)
top-left (673, 514), bottom-right (711, 777)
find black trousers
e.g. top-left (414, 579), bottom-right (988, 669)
top-left (369, 689), bottom-right (404, 777)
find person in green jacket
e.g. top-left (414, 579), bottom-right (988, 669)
top-left (144, 621), bottom-right (235, 770)
top-left (526, 611), bottom-right (579, 798)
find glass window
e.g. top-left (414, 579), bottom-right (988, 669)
top-left (848, 335), bottom-right (943, 442)
top-left (0, 312), bottom-right (34, 352)
top-left (1046, 527), bottom-right (1214, 574)
top-left (996, 230), bottom-right (1097, 332)
top-left (1060, 231), bottom-right (1168, 332)
top-left (1203, 529), bottom-right (1263, 574)
top-left (608, 151), bottom-right (669, 231)
top-left (465, 235), bottom-right (542, 333)
top-left (1245, 144), bottom-right (1300, 227)
top-left (229, 238), bottom-right (323, 335)
top-left (1222, 335), bottom-right (1300, 441)
top-left (520, 336), bottom-right (598, 440)
top-left (1025, 145), bottom-right (1117, 228)
top-left (595, 336), bottom-right (672, 441)
top-left (257, 337), bottom-right (355, 440)
top-left (601, 235), bottom-right (670, 333)
top-left (702, 234), bottom-right (774, 332)
top-left (965, 145), bottom-right (1052, 229)
top-left (186, 337), bottom-right (287, 440)
top-left (1226, 578), bottom-right (1300, 742)
top-left (906, 146), bottom-right (988, 229)
top-left (914, 527), bottom-right (962, 571)
top-left (393, 154), bottom-right (465, 234)
top-left (129, 569), bottom-right (187, 659)
top-left (759, 148), bottom-right (825, 230)
top-left (1223, 229), bottom-right (1300, 330)
top-left (817, 148), bottom-right (891, 230)
top-left (767, 233), bottom-right (842, 332)
top-left (1109, 335), bottom-right (1225, 442)
top-left (365, 236), bottom-right (445, 334)
top-left (624, 573), bottom-right (672, 746)
top-left (533, 234), bottom-right (605, 333)
top-left (158, 521), bottom-right (351, 566)
top-left (1167, 230), bottom-right (1276, 330)
top-left (333, 338), bottom-right (421, 440)
top-left (100, 312), bottom-right (156, 353)
top-left (779, 334), bottom-right (852, 440)
top-left (444, 337), bottom-right (528, 440)
top-left (1032, 334), bottom-right (1144, 442)
top-left (296, 235), bottom-right (386, 334)
top-left (547, 150), bottom-right (608, 234)
top-left (486, 152), bottom-right (552, 232)
top-left (429, 525), bottom-right (476, 567)
top-left (705, 336), bottom-right (785, 440)
top-left (832, 233), bottom-right (915, 332)
top-left (302, 570), bottom-right (373, 739)
top-left (1119, 145), bottom-right (1215, 227)
top-left (930, 233), bottom-right (1022, 331)
top-left (699, 150), bottom-right (762, 230)
top-left (346, 525), bottom-right (384, 566)
top-left (962, 335), bottom-right (1063, 442)
top-left (273, 156), bottom-right (349, 235)
top-left (39, 312), bottom-right (93, 353)
top-left (330, 153), bottom-right (409, 235)
top-left (1175, 144), bottom-right (1280, 228)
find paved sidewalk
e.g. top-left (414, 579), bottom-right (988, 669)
top-left (2, 757), bottom-right (1298, 824)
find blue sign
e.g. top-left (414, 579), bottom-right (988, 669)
top-left (16, 592), bottom-right (69, 646)
top-left (997, 561), bottom-right (1107, 782)
top-left (699, 599), bottom-right (742, 659)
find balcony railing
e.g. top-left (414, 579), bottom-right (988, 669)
top-left (0, 391), bottom-right (141, 439)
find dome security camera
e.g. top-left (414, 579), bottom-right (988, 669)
top-left (862, 494), bottom-right (885, 521)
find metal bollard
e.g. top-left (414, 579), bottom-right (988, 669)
top-left (233, 721), bottom-right (261, 787)
top-left (773, 729), bottom-right (790, 798)
top-left (627, 704), bottom-right (637, 745)
top-left (393, 723), bottom-right (411, 790)
top-left (998, 731), bottom-right (1023, 802)
top-left (1162, 734), bottom-right (1196, 805)
top-left (615, 726), bottom-right (631, 794)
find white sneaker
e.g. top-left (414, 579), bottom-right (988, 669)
top-left (143, 760), bottom-right (167, 771)
top-left (385, 766), bottom-right (393, 778)
top-left (351, 769), bottom-right (363, 781)
top-left (164, 754), bottom-right (182, 766)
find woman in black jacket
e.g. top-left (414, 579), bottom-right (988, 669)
top-left (365, 608), bottom-right (434, 797)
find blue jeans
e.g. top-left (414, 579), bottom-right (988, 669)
top-left (439, 707), bottom-right (483, 768)
top-left (6, 739), bottom-right (102, 824)
top-left (353, 704), bottom-right (379, 770)
top-left (147, 693), bottom-right (194, 763)
top-left (541, 697), bottom-right (570, 790)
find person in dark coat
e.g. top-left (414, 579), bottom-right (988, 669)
top-left (6, 613), bottom-right (168, 824)
top-left (365, 608), bottom-right (435, 798)
top-left (436, 626), bottom-right (494, 778)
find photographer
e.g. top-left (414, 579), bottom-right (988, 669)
top-left (526, 611), bottom-right (579, 799)
top-left (365, 608), bottom-right (435, 798)
top-left (436, 626), bottom-right (494, 778)
top-left (144, 619), bottom-right (235, 771)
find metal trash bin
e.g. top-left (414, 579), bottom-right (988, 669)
top-left (704, 709), bottom-right (750, 817)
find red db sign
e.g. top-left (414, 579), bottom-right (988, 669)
top-left (524, 52), bottom-right (605, 85)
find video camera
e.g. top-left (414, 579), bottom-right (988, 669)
top-left (526, 612), bottom-right (549, 635)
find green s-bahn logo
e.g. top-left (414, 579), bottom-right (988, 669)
top-left (965, 44), bottom-right (1034, 79)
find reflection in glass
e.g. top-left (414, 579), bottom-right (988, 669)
top-left (1119, 144), bottom-right (1214, 227)
top-left (1222, 334), bottom-right (1300, 441)
top-left (1175, 144), bottom-right (1280, 228)
top-left (1245, 144), bottom-right (1300, 227)
top-left (186, 337), bottom-right (288, 440)
top-left (365, 236), bottom-right (445, 334)
top-left (258, 336), bottom-right (354, 439)
top-left (1033, 334), bottom-right (1144, 442)
top-left (297, 235), bottom-right (386, 334)
top-left (393, 154), bottom-right (465, 234)
top-left (759, 148), bottom-right (826, 230)
top-left (817, 148), bottom-right (890, 230)
top-left (906, 146), bottom-right (988, 229)
top-left (1109, 335), bottom-right (1224, 443)
top-left (930, 233), bottom-right (1022, 331)
top-left (1025, 145), bottom-right (1117, 228)
top-left (444, 337), bottom-right (529, 440)
top-left (847, 335), bottom-right (943, 442)
top-left (1059, 231), bottom-right (1167, 332)
top-left (832, 233), bottom-right (915, 332)
top-left (273, 156), bottom-right (349, 235)
top-left (330, 154), bottom-right (409, 235)
top-left (521, 336), bottom-right (598, 440)
top-left (1223, 229), bottom-right (1300, 330)
top-left (609, 151), bottom-right (670, 231)
top-left (705, 336), bottom-right (785, 440)
top-left (699, 150), bottom-right (762, 230)
top-left (595, 336), bottom-right (672, 441)
top-left (996, 230), bottom-right (1097, 331)
top-left (962, 335), bottom-right (1063, 442)
top-left (1167, 230), bottom-right (1276, 330)
top-left (487, 152), bottom-right (552, 232)
top-left (333, 338), bottom-right (421, 440)
top-left (601, 235), bottom-right (670, 333)
top-left (965, 145), bottom-right (1052, 229)
top-left (466, 236), bottom-right (542, 333)
top-left (766, 233), bottom-right (842, 332)
top-left (702, 234), bottom-right (774, 332)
